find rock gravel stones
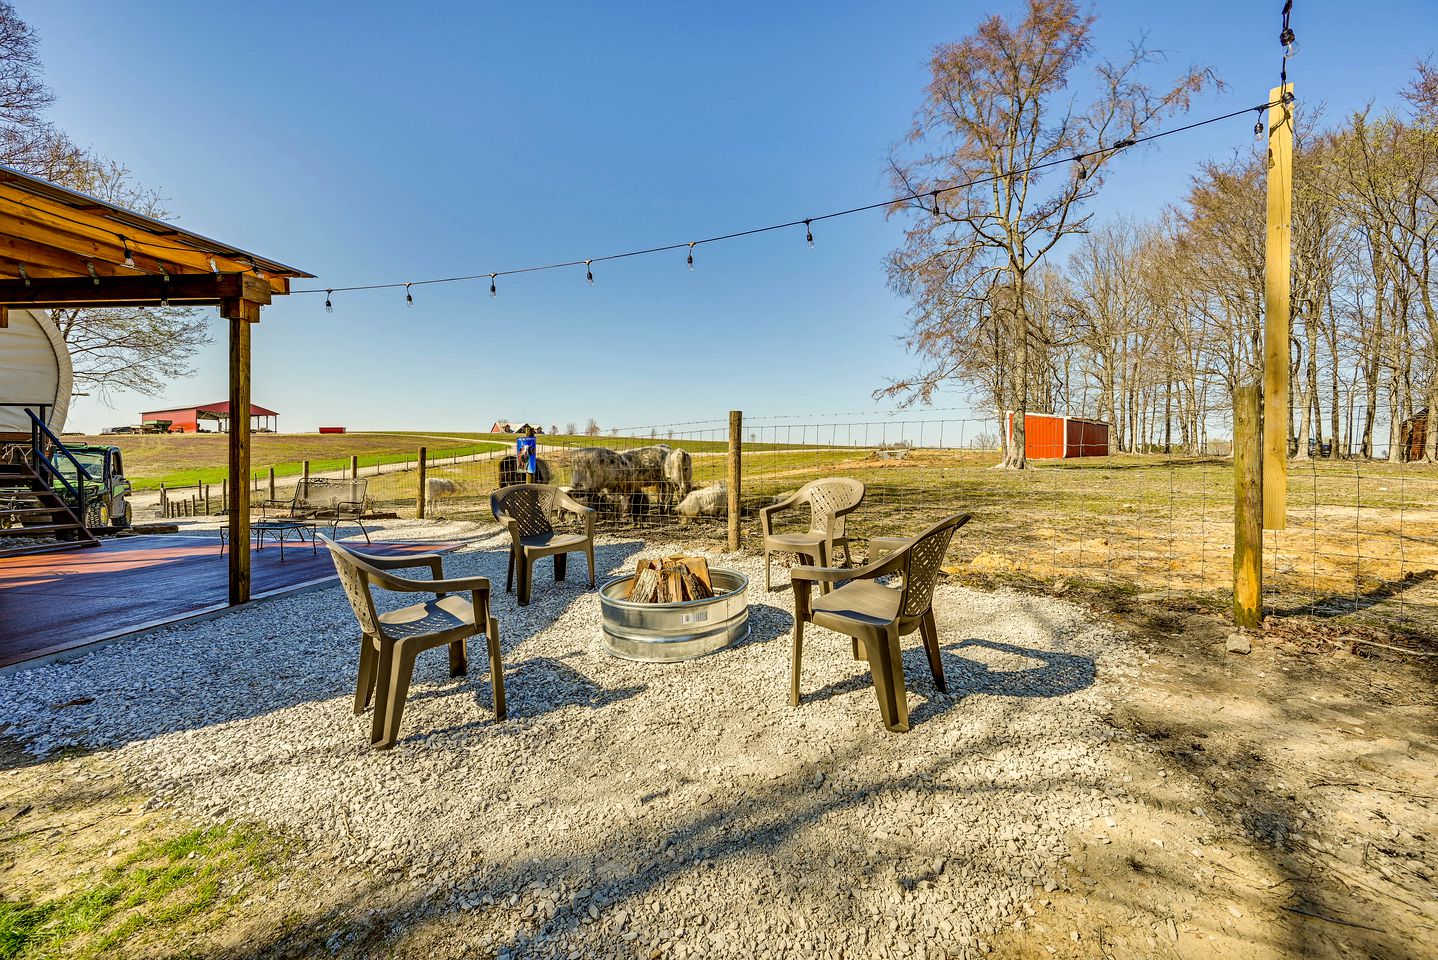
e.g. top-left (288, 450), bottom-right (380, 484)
top-left (0, 518), bottom-right (1141, 959)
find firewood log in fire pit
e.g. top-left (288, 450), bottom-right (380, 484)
top-left (626, 555), bottom-right (714, 603)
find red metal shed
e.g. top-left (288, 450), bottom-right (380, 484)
top-left (139, 401), bottom-right (279, 434)
top-left (1004, 412), bottom-right (1109, 459)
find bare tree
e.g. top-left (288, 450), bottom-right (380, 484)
top-left (565, 421), bottom-right (578, 436)
top-left (584, 419), bottom-right (601, 437)
top-left (0, 3), bottom-right (208, 401)
top-left (880, 0), bottom-right (1215, 468)
top-left (46, 160), bottom-right (209, 399)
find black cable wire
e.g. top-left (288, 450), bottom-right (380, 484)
top-left (277, 97), bottom-right (1282, 297)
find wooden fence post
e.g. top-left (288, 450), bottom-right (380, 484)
top-left (302, 460), bottom-right (310, 487)
top-left (221, 478), bottom-right (228, 513)
top-left (416, 446), bottom-right (428, 519)
top-left (727, 410), bottom-right (743, 552)
top-left (350, 455), bottom-right (358, 480)
top-left (159, 482), bottom-right (167, 516)
top-left (1263, 83), bottom-right (1293, 529)
top-left (1234, 384), bottom-right (1264, 629)
top-left (267, 467), bottom-right (275, 502)
top-left (205, 485), bottom-right (211, 516)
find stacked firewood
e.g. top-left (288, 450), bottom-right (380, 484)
top-left (626, 555), bottom-right (714, 603)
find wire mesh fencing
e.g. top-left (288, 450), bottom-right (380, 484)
top-left (190, 402), bottom-right (1438, 641)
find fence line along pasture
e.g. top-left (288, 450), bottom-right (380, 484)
top-left (181, 399), bottom-right (1438, 641)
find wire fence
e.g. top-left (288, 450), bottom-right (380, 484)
top-left (165, 401), bottom-right (1438, 641)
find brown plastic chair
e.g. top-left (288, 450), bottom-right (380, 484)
top-left (490, 484), bottom-right (596, 606)
top-left (320, 535), bottom-right (505, 749)
top-left (759, 477), bottom-right (865, 592)
top-left (789, 512), bottom-right (971, 733)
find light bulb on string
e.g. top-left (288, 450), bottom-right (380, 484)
top-left (490, 274), bottom-right (497, 298)
top-left (208, 257), bottom-right (219, 277)
top-left (325, 290), bottom-right (333, 313)
top-left (160, 266), bottom-right (169, 307)
top-left (1254, 118), bottom-right (1265, 141)
top-left (687, 242), bottom-right (695, 271)
top-left (1280, 27), bottom-right (1297, 58)
top-left (121, 237), bottom-right (135, 269)
top-left (405, 282), bottom-right (414, 307)
top-left (931, 191), bottom-right (941, 217)
top-left (585, 260), bottom-right (594, 285)
top-left (804, 219), bottom-right (813, 248)
top-left (87, 262), bottom-right (99, 286)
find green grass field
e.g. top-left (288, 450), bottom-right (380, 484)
top-left (75, 432), bottom-right (507, 491)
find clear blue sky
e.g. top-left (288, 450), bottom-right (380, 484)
top-left (28, 0), bottom-right (1435, 435)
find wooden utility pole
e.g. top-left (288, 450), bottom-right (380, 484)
top-left (1263, 83), bottom-right (1294, 529)
top-left (224, 302), bottom-right (256, 605)
top-left (1234, 385), bottom-right (1264, 628)
top-left (727, 410), bottom-right (742, 552)
top-left (416, 446), bottom-right (428, 519)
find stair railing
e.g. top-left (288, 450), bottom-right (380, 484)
top-left (24, 407), bottom-right (91, 523)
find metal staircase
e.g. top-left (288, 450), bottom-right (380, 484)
top-left (0, 411), bottom-right (101, 559)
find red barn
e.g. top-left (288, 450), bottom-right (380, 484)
top-left (1004, 412), bottom-right (1109, 459)
top-left (139, 401), bottom-right (279, 434)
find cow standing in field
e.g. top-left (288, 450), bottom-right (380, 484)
top-left (565, 444), bottom-right (692, 518)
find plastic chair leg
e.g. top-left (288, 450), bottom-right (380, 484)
top-left (448, 636), bottom-right (468, 678)
top-left (586, 547), bottom-right (596, 587)
top-left (554, 552), bottom-right (567, 582)
top-left (920, 611), bottom-right (946, 693)
top-left (369, 640), bottom-right (396, 745)
top-left (354, 636), bottom-right (377, 715)
top-left (486, 619), bottom-right (506, 720)
top-left (790, 616), bottom-right (805, 706)
top-left (376, 646), bottom-right (419, 749)
top-left (505, 549), bottom-right (515, 593)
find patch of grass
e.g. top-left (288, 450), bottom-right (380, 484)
top-left (72, 431), bottom-right (506, 491)
top-left (0, 823), bottom-right (285, 959)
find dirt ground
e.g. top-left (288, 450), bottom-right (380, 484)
top-left (2, 590), bottom-right (1434, 959)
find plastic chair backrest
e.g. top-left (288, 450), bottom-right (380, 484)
top-left (899, 513), bottom-right (970, 620)
top-left (323, 536), bottom-right (380, 634)
top-left (492, 484), bottom-right (556, 537)
top-left (802, 477), bottom-right (865, 537)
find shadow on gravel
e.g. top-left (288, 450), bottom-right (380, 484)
top-left (943, 638), bottom-right (1095, 699)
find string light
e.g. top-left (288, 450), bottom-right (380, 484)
top-left (160, 266), bottom-right (170, 307)
top-left (208, 257), bottom-right (219, 277)
top-left (121, 236), bottom-right (135, 269)
top-left (87, 262), bottom-right (98, 285)
top-left (804, 219), bottom-right (813, 247)
top-left (289, 100), bottom-right (1288, 304)
top-left (17, 264), bottom-right (28, 287)
top-left (585, 259), bottom-right (594, 285)
top-left (405, 282), bottom-right (414, 307)
top-left (324, 289), bottom-right (333, 312)
top-left (1255, 118), bottom-right (1265, 140)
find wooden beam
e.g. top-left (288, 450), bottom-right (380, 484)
top-left (228, 311), bottom-right (252, 606)
top-left (1234, 384), bottom-right (1263, 628)
top-left (0, 272), bottom-right (271, 308)
top-left (1263, 83), bottom-right (1294, 529)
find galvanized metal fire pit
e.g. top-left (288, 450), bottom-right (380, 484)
top-left (599, 569), bottom-right (750, 662)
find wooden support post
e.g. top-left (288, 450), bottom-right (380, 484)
top-left (268, 467), bottom-right (275, 502)
top-left (1234, 384), bottom-right (1264, 629)
top-left (727, 410), bottom-right (743, 552)
top-left (159, 482), bottom-right (167, 513)
top-left (302, 460), bottom-right (310, 487)
top-left (350, 455), bottom-right (358, 479)
top-left (224, 299), bottom-right (257, 606)
top-left (1263, 83), bottom-right (1294, 529)
top-left (205, 485), bottom-right (211, 516)
top-left (221, 478), bottom-right (228, 513)
top-left (416, 446), bottom-right (428, 519)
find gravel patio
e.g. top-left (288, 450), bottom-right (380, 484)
top-left (0, 519), bottom-right (1139, 959)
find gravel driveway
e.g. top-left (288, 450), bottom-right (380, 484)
top-left (0, 519), bottom-right (1139, 959)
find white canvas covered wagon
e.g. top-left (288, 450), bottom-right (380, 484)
top-left (0, 307), bottom-right (71, 439)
